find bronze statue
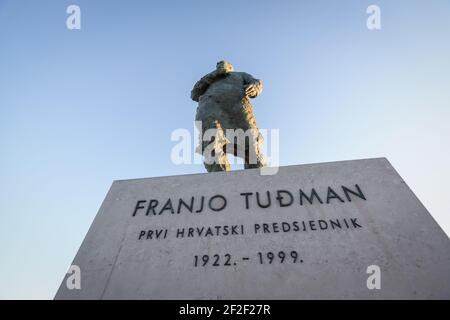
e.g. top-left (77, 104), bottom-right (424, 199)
top-left (191, 61), bottom-right (267, 172)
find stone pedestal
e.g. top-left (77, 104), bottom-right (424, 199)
top-left (55, 158), bottom-right (450, 299)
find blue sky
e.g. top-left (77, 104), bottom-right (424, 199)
top-left (0, 0), bottom-right (449, 299)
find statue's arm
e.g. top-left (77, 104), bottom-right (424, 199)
top-left (242, 72), bottom-right (263, 98)
top-left (191, 70), bottom-right (221, 102)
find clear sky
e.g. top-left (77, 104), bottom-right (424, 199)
top-left (0, 0), bottom-right (449, 299)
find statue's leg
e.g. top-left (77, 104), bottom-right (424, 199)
top-left (201, 120), bottom-right (230, 172)
top-left (228, 99), bottom-right (267, 169)
top-left (244, 128), bottom-right (267, 169)
top-left (204, 158), bottom-right (230, 172)
top-left (244, 155), bottom-right (266, 169)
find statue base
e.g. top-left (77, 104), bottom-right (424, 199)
top-left (55, 158), bottom-right (450, 299)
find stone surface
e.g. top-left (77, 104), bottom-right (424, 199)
top-left (192, 61), bottom-right (266, 172)
top-left (55, 158), bottom-right (450, 299)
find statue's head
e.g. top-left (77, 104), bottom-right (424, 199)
top-left (216, 60), bottom-right (234, 73)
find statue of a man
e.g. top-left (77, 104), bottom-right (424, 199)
top-left (191, 61), bottom-right (267, 172)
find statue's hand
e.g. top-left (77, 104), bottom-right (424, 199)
top-left (244, 84), bottom-right (258, 98)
